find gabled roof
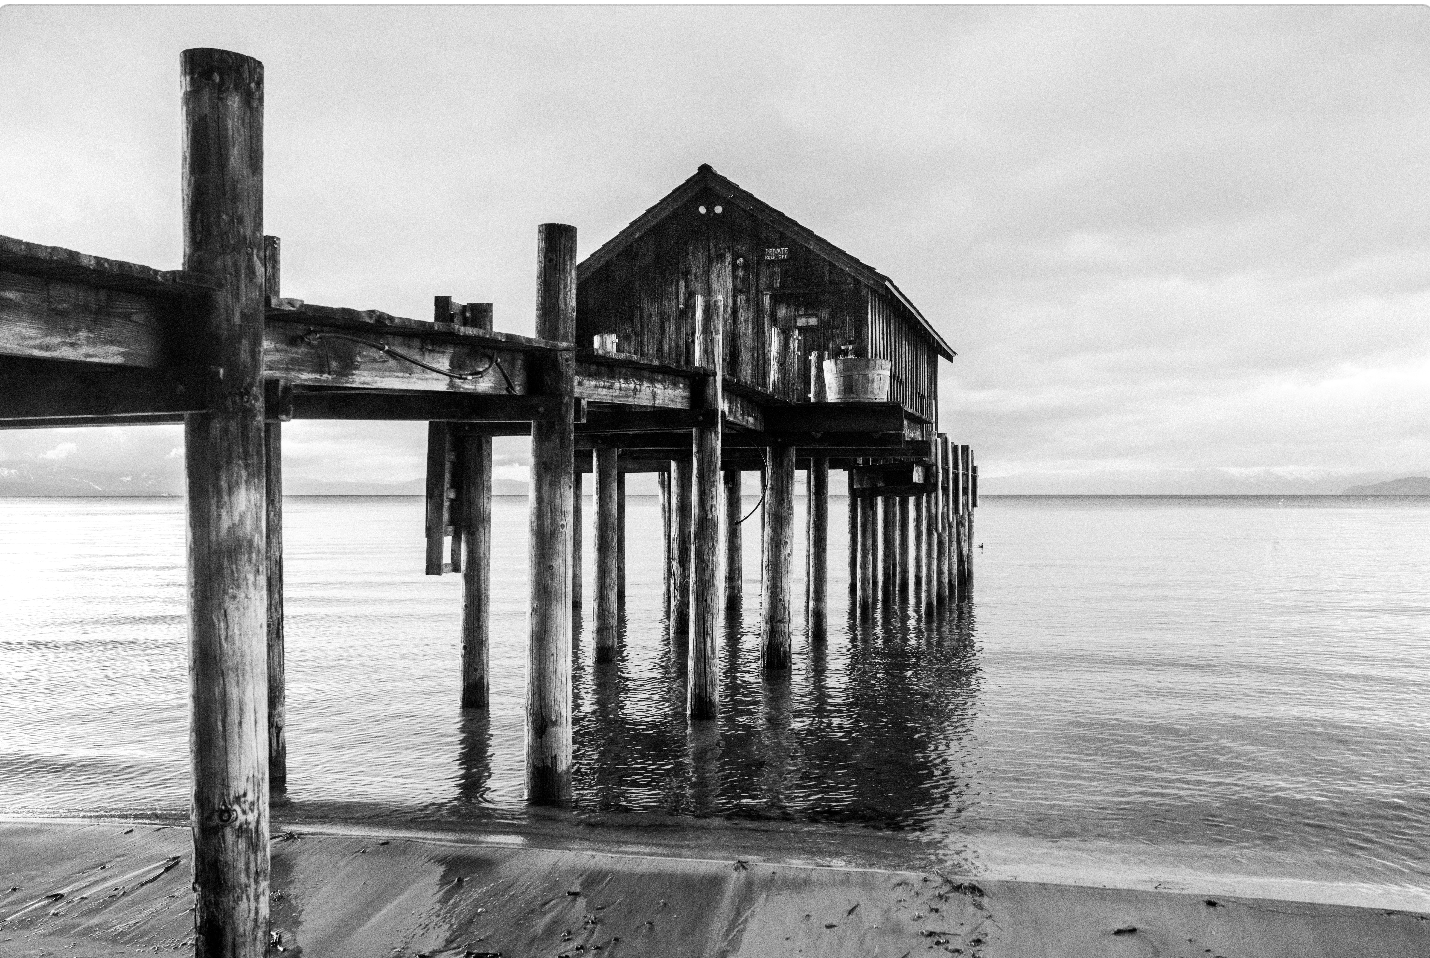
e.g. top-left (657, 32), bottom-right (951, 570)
top-left (579, 165), bottom-right (956, 361)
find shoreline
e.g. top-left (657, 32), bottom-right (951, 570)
top-left (2, 818), bottom-right (1426, 957)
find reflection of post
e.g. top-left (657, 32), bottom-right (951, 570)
top-left (687, 720), bottom-right (722, 815)
top-left (724, 470), bottom-right (743, 623)
top-left (762, 444), bottom-right (796, 670)
top-left (758, 673), bottom-right (794, 809)
top-left (526, 223), bottom-right (576, 805)
top-left (182, 47), bottom-right (270, 956)
top-left (805, 457), bottom-right (828, 641)
top-left (455, 710), bottom-right (492, 805)
top-left (587, 654), bottom-right (627, 805)
top-left (595, 444), bottom-right (620, 662)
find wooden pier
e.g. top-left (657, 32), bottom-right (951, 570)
top-left (0, 49), bottom-right (978, 956)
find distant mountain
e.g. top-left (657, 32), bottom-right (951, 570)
top-left (0, 461), bottom-right (182, 497)
top-left (1343, 476), bottom-right (1430, 496)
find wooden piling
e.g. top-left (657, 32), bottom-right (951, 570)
top-left (261, 236), bottom-right (286, 796)
top-left (958, 445), bottom-right (972, 599)
top-left (616, 470), bottom-right (627, 610)
top-left (923, 489), bottom-right (937, 617)
top-left (762, 444), bottom-right (796, 670)
top-left (670, 452), bottom-right (693, 640)
top-left (895, 495), bottom-right (910, 600)
top-left (805, 457), bottom-right (829, 641)
top-left (572, 469), bottom-right (583, 610)
top-left (181, 47), bottom-right (270, 957)
top-left (459, 429), bottom-right (492, 707)
top-left (689, 296), bottom-right (724, 718)
top-left (935, 437), bottom-right (950, 608)
top-left (595, 444), bottom-right (620, 662)
top-left (912, 489), bottom-right (926, 609)
top-left (858, 494), bottom-right (876, 618)
top-left (847, 472), bottom-right (859, 606)
top-left (724, 469), bottom-right (743, 621)
top-left (527, 223), bottom-right (576, 805)
top-left (880, 496), bottom-right (897, 604)
top-left (458, 304), bottom-right (494, 707)
top-left (945, 437), bottom-right (959, 604)
top-left (659, 467), bottom-right (672, 616)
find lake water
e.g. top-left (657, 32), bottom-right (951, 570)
top-left (2, 495), bottom-right (1428, 906)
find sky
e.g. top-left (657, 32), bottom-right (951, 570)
top-left (2, 5), bottom-right (1427, 494)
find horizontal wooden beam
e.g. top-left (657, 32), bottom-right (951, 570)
top-left (0, 356), bottom-right (198, 423)
top-left (289, 390), bottom-right (557, 423)
top-left (575, 356), bottom-right (694, 408)
top-left (763, 401), bottom-right (909, 436)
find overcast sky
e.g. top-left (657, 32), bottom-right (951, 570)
top-left (2, 6), bottom-right (1427, 494)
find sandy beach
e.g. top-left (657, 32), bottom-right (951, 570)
top-left (2, 819), bottom-right (1425, 957)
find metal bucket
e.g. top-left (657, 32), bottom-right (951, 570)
top-left (823, 357), bottom-right (890, 402)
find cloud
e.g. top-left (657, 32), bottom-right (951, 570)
top-left (38, 442), bottom-right (78, 461)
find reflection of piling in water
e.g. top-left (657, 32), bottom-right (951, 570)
top-left (456, 710), bottom-right (494, 805)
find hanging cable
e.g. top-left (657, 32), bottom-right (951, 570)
top-left (737, 447), bottom-right (769, 524)
top-left (299, 330), bottom-right (516, 393)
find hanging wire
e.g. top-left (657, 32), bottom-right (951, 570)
top-left (299, 330), bottom-right (516, 393)
top-left (737, 447), bottom-right (769, 524)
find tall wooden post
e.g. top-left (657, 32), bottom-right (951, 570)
top-left (670, 452), bottom-right (693, 640)
top-left (805, 457), bottom-right (829, 641)
top-left (724, 470), bottom-right (743, 622)
top-left (458, 303), bottom-right (494, 708)
top-left (689, 296), bottom-right (724, 717)
top-left (527, 223), bottom-right (576, 805)
top-left (944, 437), bottom-right (959, 605)
top-left (762, 444), bottom-right (796, 670)
top-left (616, 470), bottom-right (627, 610)
top-left (659, 467), bottom-right (671, 617)
top-left (880, 496), bottom-right (897, 604)
top-left (969, 458), bottom-right (977, 595)
top-left (895, 495), bottom-right (910, 601)
top-left (459, 429), bottom-right (492, 707)
top-left (572, 470), bottom-right (583, 610)
top-left (261, 235), bottom-right (286, 797)
top-left (934, 438), bottom-right (949, 608)
top-left (182, 47), bottom-right (269, 958)
top-left (912, 490), bottom-right (926, 611)
top-left (847, 473), bottom-right (859, 607)
top-left (858, 495), bottom-right (876, 618)
top-left (595, 444), bottom-right (620, 662)
top-left (958, 445), bottom-right (972, 599)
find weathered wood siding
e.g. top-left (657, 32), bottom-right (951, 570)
top-left (578, 192), bottom-right (938, 417)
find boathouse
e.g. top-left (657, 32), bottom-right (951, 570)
top-left (576, 164), bottom-right (955, 418)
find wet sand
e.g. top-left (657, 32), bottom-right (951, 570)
top-left (2, 820), bottom-right (1426, 957)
